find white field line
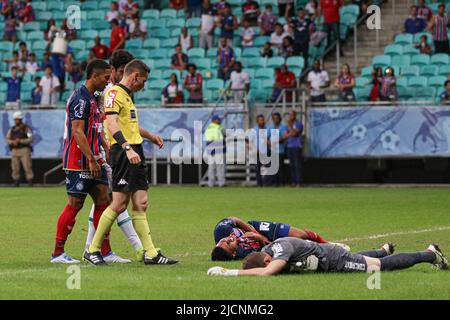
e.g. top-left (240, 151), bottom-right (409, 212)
top-left (335, 225), bottom-right (450, 242)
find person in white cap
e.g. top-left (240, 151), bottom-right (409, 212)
top-left (6, 111), bottom-right (34, 186)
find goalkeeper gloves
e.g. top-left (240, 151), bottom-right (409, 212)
top-left (207, 266), bottom-right (239, 276)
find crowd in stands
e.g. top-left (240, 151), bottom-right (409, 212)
top-left (0, 0), bottom-right (449, 107)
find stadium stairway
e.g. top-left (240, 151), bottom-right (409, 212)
top-left (323, 0), bottom-right (410, 100)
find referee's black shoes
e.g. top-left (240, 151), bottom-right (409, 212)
top-left (144, 252), bottom-right (178, 265)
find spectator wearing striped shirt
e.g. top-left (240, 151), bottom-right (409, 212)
top-left (184, 64), bottom-right (203, 104)
top-left (217, 37), bottom-right (235, 80)
top-left (427, 4), bottom-right (449, 54)
top-left (417, 0), bottom-right (433, 22)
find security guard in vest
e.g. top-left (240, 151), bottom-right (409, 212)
top-left (204, 115), bottom-right (225, 187)
top-left (6, 111), bottom-right (34, 186)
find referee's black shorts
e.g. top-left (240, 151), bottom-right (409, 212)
top-left (110, 144), bottom-right (149, 193)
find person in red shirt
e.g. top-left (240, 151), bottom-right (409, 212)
top-left (275, 64), bottom-right (297, 102)
top-left (91, 36), bottom-right (109, 60)
top-left (170, 0), bottom-right (184, 10)
top-left (122, 0), bottom-right (140, 19)
top-left (319, 0), bottom-right (343, 56)
top-left (18, 0), bottom-right (34, 23)
top-left (109, 19), bottom-right (126, 55)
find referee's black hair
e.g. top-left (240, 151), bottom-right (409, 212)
top-left (109, 49), bottom-right (134, 70)
top-left (211, 247), bottom-right (234, 261)
top-left (86, 59), bottom-right (110, 80)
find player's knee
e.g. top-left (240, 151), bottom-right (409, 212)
top-left (69, 196), bottom-right (85, 210)
top-left (133, 200), bottom-right (148, 212)
top-left (94, 194), bottom-right (111, 206)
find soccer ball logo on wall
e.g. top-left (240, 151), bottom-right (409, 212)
top-left (352, 124), bottom-right (367, 141)
top-left (380, 130), bottom-right (400, 151)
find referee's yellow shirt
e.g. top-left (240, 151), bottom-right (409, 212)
top-left (104, 84), bottom-right (143, 145)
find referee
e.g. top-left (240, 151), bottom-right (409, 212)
top-left (85, 59), bottom-right (178, 265)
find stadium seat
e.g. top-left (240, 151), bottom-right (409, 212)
top-left (414, 87), bottom-right (436, 100)
top-left (70, 40), bottom-right (86, 51)
top-left (261, 79), bottom-right (274, 89)
top-left (191, 58), bottom-right (211, 70)
top-left (160, 9), bottom-right (177, 19)
top-left (142, 9), bottom-right (160, 20)
top-left (400, 65), bottom-right (419, 77)
top-left (35, 11), bottom-right (52, 21)
top-left (80, 30), bottom-right (98, 40)
top-left (23, 22), bottom-right (40, 32)
top-left (242, 57), bottom-right (266, 68)
top-left (0, 42), bottom-right (13, 52)
top-left (361, 66), bottom-right (373, 79)
top-left (355, 77), bottom-right (369, 88)
top-left (384, 44), bottom-right (403, 56)
top-left (394, 33), bottom-right (413, 45)
top-left (47, 2), bottom-right (63, 11)
top-left (286, 56), bottom-right (304, 69)
top-left (134, 49), bottom-right (150, 60)
top-left (413, 32), bottom-right (433, 44)
top-left (396, 77), bottom-right (408, 88)
top-left (75, 50), bottom-right (90, 61)
top-left (149, 49), bottom-right (168, 59)
top-left (250, 79), bottom-right (262, 90)
top-left (160, 38), bottom-right (179, 48)
top-left (153, 59), bottom-right (172, 70)
top-left (32, 41), bottom-right (47, 51)
top-left (242, 47), bottom-right (260, 57)
top-left (438, 65), bottom-right (450, 76)
top-left (428, 76), bottom-right (447, 88)
top-left (87, 11), bottom-right (105, 21)
top-left (186, 18), bottom-right (201, 28)
top-left (391, 55), bottom-right (411, 67)
top-left (150, 19), bottom-right (167, 29)
top-left (206, 79), bottom-right (225, 90)
top-left (99, 1), bottom-right (111, 10)
top-left (153, 29), bottom-right (171, 39)
top-left (82, 1), bottom-right (98, 10)
top-left (411, 54), bottom-right (430, 66)
top-left (148, 79), bottom-right (166, 90)
top-left (149, 69), bottom-right (162, 80)
top-left (143, 38), bottom-right (161, 49)
top-left (372, 55), bottom-right (391, 68)
top-left (402, 45), bottom-right (420, 57)
top-left (167, 19), bottom-right (185, 29)
top-left (188, 48), bottom-right (205, 59)
top-left (430, 54), bottom-right (450, 66)
top-left (354, 87), bottom-right (371, 101)
top-left (32, 2), bottom-right (46, 11)
top-left (408, 76), bottom-right (428, 88)
top-left (266, 57), bottom-right (285, 68)
top-left (27, 31), bottom-right (43, 41)
top-left (125, 39), bottom-right (143, 49)
top-left (162, 69), bottom-right (181, 80)
top-left (255, 68), bottom-right (274, 79)
top-left (420, 65), bottom-right (438, 76)
top-left (244, 69), bottom-right (255, 79)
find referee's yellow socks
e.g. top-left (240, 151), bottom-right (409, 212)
top-left (131, 210), bottom-right (158, 258)
top-left (89, 207), bottom-right (118, 253)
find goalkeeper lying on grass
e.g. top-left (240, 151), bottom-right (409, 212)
top-left (208, 237), bottom-right (449, 276)
top-left (211, 217), bottom-right (349, 261)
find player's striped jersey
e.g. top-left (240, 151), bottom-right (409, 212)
top-left (63, 85), bottom-right (102, 171)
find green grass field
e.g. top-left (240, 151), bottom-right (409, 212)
top-left (0, 186), bottom-right (449, 300)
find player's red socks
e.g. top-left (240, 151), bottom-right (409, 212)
top-left (303, 229), bottom-right (327, 243)
top-left (93, 204), bottom-right (112, 256)
top-left (53, 204), bottom-right (80, 257)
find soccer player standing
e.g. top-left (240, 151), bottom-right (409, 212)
top-left (84, 50), bottom-right (144, 263)
top-left (51, 60), bottom-right (112, 263)
top-left (84, 60), bottom-right (178, 265)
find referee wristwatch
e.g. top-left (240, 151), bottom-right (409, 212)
top-left (124, 144), bottom-right (131, 151)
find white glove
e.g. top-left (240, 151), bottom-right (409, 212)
top-left (290, 255), bottom-right (319, 273)
top-left (207, 266), bottom-right (239, 276)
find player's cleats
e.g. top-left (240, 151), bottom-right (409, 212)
top-left (144, 251), bottom-right (178, 265)
top-left (426, 244), bottom-right (449, 270)
top-left (83, 251), bottom-right (107, 266)
top-left (50, 253), bottom-right (80, 264)
top-left (381, 243), bottom-right (396, 255)
top-left (136, 247), bottom-right (145, 262)
top-left (103, 252), bottom-right (131, 264)
top-left (330, 242), bottom-right (351, 251)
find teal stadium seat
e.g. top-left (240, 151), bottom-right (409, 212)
top-left (396, 77), bottom-right (408, 88)
top-left (372, 55), bottom-right (391, 68)
top-left (206, 79), bottom-right (225, 90)
top-left (149, 49), bottom-right (168, 59)
top-left (160, 9), bottom-right (177, 19)
top-left (23, 22), bottom-right (40, 32)
top-left (99, 1), bottom-right (111, 10)
top-left (153, 59), bottom-right (172, 70)
top-left (286, 56), bottom-right (304, 69)
top-left (255, 68), bottom-right (274, 79)
top-left (150, 19), bottom-right (167, 30)
top-left (361, 66), bottom-right (373, 79)
top-left (420, 65), bottom-right (438, 76)
top-left (160, 38), bottom-right (179, 48)
top-left (254, 36), bottom-right (270, 47)
top-left (408, 76), bottom-right (428, 87)
top-left (244, 69), bottom-right (255, 78)
top-left (261, 79), bottom-right (274, 89)
top-left (82, 1), bottom-right (98, 10)
top-left (134, 49), bottom-right (149, 60)
top-left (242, 47), bottom-right (260, 57)
top-left (411, 54), bottom-right (430, 66)
top-left (125, 39), bottom-right (143, 49)
top-left (142, 9), bottom-right (160, 20)
top-left (266, 57), bottom-right (285, 68)
top-left (167, 19), bottom-right (185, 29)
top-left (70, 40), bottom-right (86, 51)
top-left (428, 76), bottom-right (447, 88)
top-left (395, 33), bottom-right (413, 45)
top-left (153, 29), bottom-right (171, 39)
top-left (400, 65), bottom-right (419, 77)
top-left (191, 58), bottom-right (211, 70)
top-left (414, 87), bottom-right (436, 100)
top-left (148, 80), bottom-right (166, 90)
top-left (27, 31), bottom-right (43, 41)
top-left (186, 18), bottom-right (201, 28)
top-left (87, 11), bottom-right (105, 21)
top-left (149, 69), bottom-right (162, 80)
top-left (80, 30), bottom-right (98, 40)
top-left (355, 77), bottom-right (369, 88)
top-left (163, 69), bottom-right (181, 80)
top-left (354, 88), bottom-right (371, 101)
top-left (143, 38), bottom-right (161, 49)
top-left (47, 2), bottom-right (63, 11)
top-left (430, 54), bottom-right (450, 66)
top-left (438, 65), bottom-right (450, 76)
top-left (391, 55), bottom-right (411, 67)
top-left (250, 79), bottom-right (262, 90)
top-left (384, 44), bottom-right (403, 56)
top-left (32, 2), bottom-right (46, 11)
top-left (402, 45), bottom-right (420, 56)
top-left (188, 48), bottom-right (205, 58)
top-left (32, 41), bottom-right (47, 51)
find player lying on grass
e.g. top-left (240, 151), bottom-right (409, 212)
top-left (211, 217), bottom-right (349, 261)
top-left (208, 237), bottom-right (449, 276)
